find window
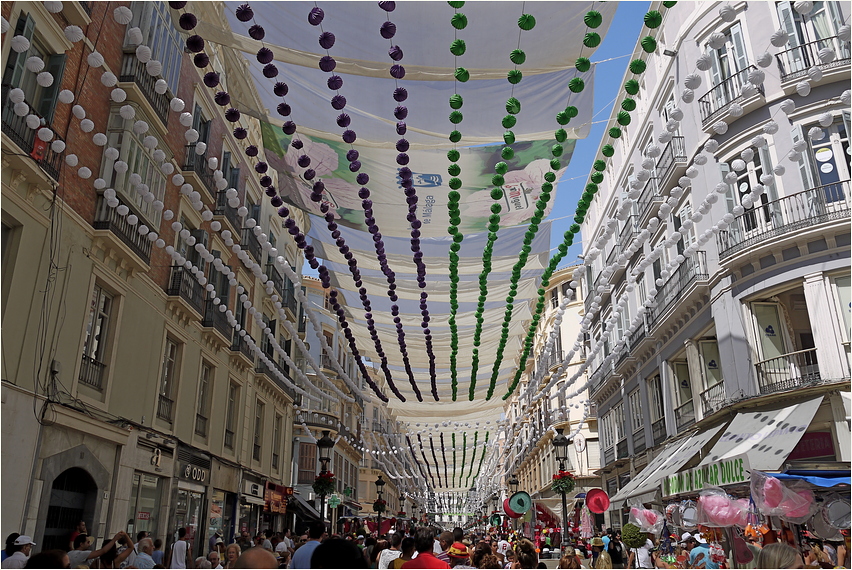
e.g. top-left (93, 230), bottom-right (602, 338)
top-left (224, 383), bottom-right (238, 449)
top-left (647, 375), bottom-right (664, 421)
top-left (673, 200), bottom-right (696, 255)
top-left (672, 363), bottom-right (693, 406)
top-left (79, 284), bottom-right (113, 391)
top-left (297, 442), bottom-right (317, 484)
top-left (613, 402), bottom-right (626, 442)
top-left (601, 412), bottom-right (614, 450)
top-left (629, 390), bottom-right (643, 434)
top-left (793, 114), bottom-right (851, 193)
top-left (777, 1), bottom-right (847, 72)
top-left (157, 338), bottom-right (179, 422)
top-left (195, 363), bottom-right (212, 438)
top-left (661, 94), bottom-right (682, 138)
top-left (253, 400), bottom-right (264, 462)
top-left (125, 2), bottom-right (183, 94)
top-left (272, 414), bottom-right (282, 470)
top-left (175, 219), bottom-right (208, 273)
top-left (192, 103), bottom-right (211, 145)
top-left (707, 22), bottom-right (749, 85)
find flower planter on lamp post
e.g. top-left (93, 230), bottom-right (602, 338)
top-left (374, 475), bottom-right (386, 537)
top-left (551, 428), bottom-right (572, 551)
top-left (316, 430), bottom-right (335, 534)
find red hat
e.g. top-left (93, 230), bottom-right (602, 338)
top-left (586, 489), bottom-right (610, 514)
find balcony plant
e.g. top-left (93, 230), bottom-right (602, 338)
top-left (312, 472), bottom-right (335, 496)
top-left (551, 469), bottom-right (576, 495)
top-left (373, 498), bottom-right (387, 513)
top-left (397, 511), bottom-right (406, 517)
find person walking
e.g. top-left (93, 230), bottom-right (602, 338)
top-left (607, 531), bottom-right (626, 570)
top-left (133, 538), bottom-right (157, 569)
top-left (379, 534), bottom-right (403, 570)
top-left (401, 529), bottom-right (450, 569)
top-left (1, 536), bottom-right (35, 569)
top-left (289, 522), bottom-right (326, 570)
top-left (169, 528), bottom-right (193, 569)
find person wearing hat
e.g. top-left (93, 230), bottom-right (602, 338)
top-left (447, 542), bottom-right (475, 569)
top-left (590, 538), bottom-right (612, 569)
top-left (684, 535), bottom-right (718, 570)
top-left (0, 536), bottom-right (35, 569)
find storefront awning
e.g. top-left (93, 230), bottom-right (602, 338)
top-left (243, 495), bottom-right (266, 506)
top-left (289, 494), bottom-right (322, 521)
top-left (610, 424), bottom-right (725, 508)
top-left (774, 470), bottom-right (851, 487)
top-left (697, 396), bottom-right (823, 472)
top-left (534, 501), bottom-right (561, 526)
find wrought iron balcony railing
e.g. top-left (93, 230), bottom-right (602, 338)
top-left (183, 144), bottom-right (217, 199)
top-left (167, 265), bottom-right (204, 315)
top-left (647, 251), bottom-right (708, 327)
top-left (157, 394), bottom-right (174, 422)
top-left (655, 135), bottom-right (687, 188)
top-left (675, 400), bottom-right (695, 432)
top-left (266, 261), bottom-right (285, 297)
top-left (633, 430), bottom-right (646, 454)
top-left (717, 181), bottom-right (850, 259)
top-left (214, 191), bottom-right (242, 233)
top-left (775, 36), bottom-right (851, 81)
top-left (700, 382), bottom-right (726, 416)
top-left (698, 65), bottom-right (765, 125)
top-left (79, 354), bottom-right (106, 390)
top-left (201, 299), bottom-right (231, 339)
top-left (651, 417), bottom-right (666, 445)
top-left (241, 227), bottom-right (263, 264)
top-left (230, 333), bottom-right (255, 364)
top-left (2, 84), bottom-right (64, 181)
top-left (93, 195), bottom-right (152, 264)
top-left (119, 54), bottom-right (170, 124)
top-left (755, 348), bottom-right (821, 395)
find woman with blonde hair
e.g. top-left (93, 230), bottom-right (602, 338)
top-left (756, 543), bottom-right (803, 569)
top-left (222, 543), bottom-right (241, 569)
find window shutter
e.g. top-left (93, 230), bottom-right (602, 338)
top-left (729, 22), bottom-right (749, 73)
top-left (4, 14), bottom-right (36, 89)
top-left (720, 162), bottom-right (737, 214)
top-left (189, 228), bottom-right (208, 273)
top-left (842, 110), bottom-right (851, 142)
top-left (251, 203), bottom-right (261, 222)
top-left (192, 103), bottom-right (203, 131)
top-left (37, 53), bottom-right (67, 124)
top-left (707, 45), bottom-right (723, 87)
top-left (825, 1), bottom-right (844, 37)
top-left (776, 2), bottom-right (802, 49)
top-left (791, 123), bottom-right (817, 190)
top-left (221, 151), bottom-right (231, 184)
top-left (228, 166), bottom-right (240, 190)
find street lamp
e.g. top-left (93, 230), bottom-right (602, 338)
top-left (552, 428), bottom-right (571, 550)
top-left (509, 474), bottom-right (519, 495)
top-left (375, 475), bottom-right (386, 538)
top-left (316, 430), bottom-right (335, 534)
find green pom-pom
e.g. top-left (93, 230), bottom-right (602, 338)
top-left (662, 1), bottom-right (677, 7)
top-left (449, 110), bottom-right (464, 124)
top-left (450, 242), bottom-right (461, 252)
top-left (448, 177), bottom-right (462, 190)
top-left (490, 203), bottom-right (502, 214)
top-left (454, 67), bottom-right (470, 82)
top-left (488, 223), bottom-right (500, 232)
top-left (503, 131), bottom-right (515, 144)
top-left (453, 233), bottom-right (464, 243)
top-left (448, 163), bottom-right (461, 176)
top-left (447, 149), bottom-right (460, 161)
top-left (541, 182), bottom-right (553, 192)
top-left (629, 59), bottom-right (647, 74)
top-left (568, 77), bottom-right (585, 93)
top-left (449, 94), bottom-right (464, 109)
top-left (644, 10), bottom-right (662, 28)
top-left (490, 188), bottom-right (503, 200)
top-left (590, 172), bottom-right (603, 184)
top-left (574, 214), bottom-right (584, 224)
top-left (575, 57), bottom-right (591, 73)
top-left (517, 13), bottom-right (536, 30)
top-left (624, 79), bottom-right (640, 95)
top-left (601, 144), bottom-right (615, 157)
top-left (621, 98), bottom-right (637, 112)
top-left (609, 127), bottom-right (622, 138)
top-left (449, 215), bottom-right (461, 226)
top-left (554, 128), bottom-right (567, 142)
top-left (495, 162), bottom-right (508, 174)
top-left (502, 115), bottom-right (517, 128)
top-left (448, 190), bottom-right (460, 202)
top-left (449, 130), bottom-right (462, 143)
top-left (501, 146), bottom-right (514, 160)
top-left (450, 39), bottom-right (466, 56)
top-left (447, 225), bottom-right (458, 235)
top-left (551, 144), bottom-right (564, 157)
top-left (583, 32), bottom-right (601, 48)
top-left (505, 97), bottom-right (521, 114)
top-left (451, 12), bottom-right (468, 29)
top-left (593, 159), bottom-right (607, 172)
top-left (566, 106), bottom-right (579, 118)
top-left (507, 69), bottom-right (523, 85)
top-left (488, 214), bottom-right (501, 225)
top-left (569, 223), bottom-right (580, 234)
top-left (584, 10), bottom-right (603, 28)
top-left (544, 172), bottom-right (556, 183)
top-left (556, 111), bottom-right (570, 125)
top-left (641, 35), bottom-right (657, 53)
top-left (617, 110), bottom-right (631, 126)
top-left (550, 158), bottom-right (561, 170)
top-left (510, 49), bottom-right (526, 65)
top-left (492, 174), bottom-right (504, 186)
top-left (448, 1), bottom-right (465, 7)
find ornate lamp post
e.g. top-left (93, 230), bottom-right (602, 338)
top-left (508, 474), bottom-right (519, 533)
top-left (551, 428), bottom-right (571, 550)
top-left (316, 430), bottom-right (335, 534)
top-left (374, 475), bottom-right (386, 537)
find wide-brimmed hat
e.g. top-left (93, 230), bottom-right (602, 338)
top-left (590, 537), bottom-right (605, 547)
top-left (586, 489), bottom-right (611, 514)
top-left (448, 542), bottom-right (469, 558)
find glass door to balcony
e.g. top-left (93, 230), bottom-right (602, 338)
top-left (752, 302), bottom-right (795, 393)
top-left (698, 341), bottom-right (725, 415)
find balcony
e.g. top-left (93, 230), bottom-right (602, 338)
top-left (230, 333), bottom-right (255, 365)
top-left (157, 394), bottom-right (174, 422)
top-left (628, 323), bottom-right (647, 349)
top-left (224, 429), bottom-right (235, 450)
top-left (266, 262), bottom-right (285, 297)
top-left (79, 354), bottom-right (106, 391)
top-left (775, 36), bottom-right (850, 82)
top-left (303, 409), bottom-right (343, 433)
top-left (651, 417), bottom-right (666, 445)
top-left (241, 227), bottom-right (263, 264)
top-left (698, 65), bottom-right (765, 126)
top-left (647, 251), bottom-right (708, 328)
top-left (214, 191), bottom-right (242, 235)
top-left (632, 430), bottom-right (646, 454)
top-left (167, 265), bottom-right (204, 316)
top-left (200, 299), bottom-right (231, 341)
top-left (616, 439), bottom-right (629, 460)
top-left (637, 176), bottom-right (663, 225)
top-left (1, 84), bottom-right (64, 181)
top-left (93, 195), bottom-right (152, 266)
top-left (119, 54), bottom-right (170, 125)
top-left (617, 216), bottom-right (639, 253)
top-left (674, 400), bottom-right (695, 432)
top-left (183, 143), bottom-right (217, 201)
top-left (655, 136), bottom-right (687, 189)
top-left (755, 348), bottom-right (821, 395)
top-left (700, 382), bottom-right (726, 416)
top-left (256, 359), bottom-right (299, 402)
top-left (195, 414), bottom-right (208, 438)
top-left (321, 354), bottom-right (338, 371)
top-left (717, 182), bottom-right (850, 260)
top-left (603, 446), bottom-right (615, 465)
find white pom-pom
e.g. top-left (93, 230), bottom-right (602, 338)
top-left (111, 88), bottom-right (127, 102)
top-left (841, 90), bottom-right (851, 105)
top-left (645, 144), bottom-right (661, 158)
top-left (126, 214), bottom-right (138, 225)
top-left (793, 1), bottom-right (813, 14)
top-left (724, 171), bottom-right (738, 184)
top-left (808, 126), bottom-right (825, 140)
top-left (684, 73), bottom-right (701, 89)
top-left (170, 98), bottom-right (185, 112)
top-left (132, 120), bottom-right (149, 135)
top-left (208, 157), bottom-right (218, 170)
top-left (93, 133), bottom-right (108, 146)
top-left (685, 166), bottom-right (699, 179)
top-left (26, 56), bottom-right (45, 73)
top-left (72, 105), bottom-right (86, 119)
top-left (135, 45), bottom-right (152, 63)
top-left (0, 17), bottom-right (8, 34)
top-left (670, 107), bottom-right (684, 122)
top-left (228, 198), bottom-right (240, 208)
top-left (740, 82), bottom-right (758, 99)
top-left (741, 195), bottom-right (754, 208)
top-left (681, 88), bottom-right (694, 103)
top-left (87, 51), bottom-right (105, 67)
top-left (101, 71), bottom-right (117, 87)
top-left (113, 6), bottom-right (133, 25)
top-left (773, 165), bottom-right (786, 176)
top-left (80, 118), bottom-right (95, 132)
top-left (152, 149), bottom-right (166, 162)
top-left (819, 112), bottom-right (834, 127)
top-left (172, 174), bottom-right (185, 186)
top-left (78, 166), bottom-right (92, 179)
top-left (747, 68), bottom-right (765, 85)
top-left (807, 66), bottom-right (823, 82)
top-left (793, 138), bottom-right (808, 153)
top-left (44, 1), bottom-right (64, 13)
top-left (154, 79), bottom-right (168, 94)
top-left (163, 210), bottom-right (174, 221)
top-left (751, 135), bottom-right (767, 148)
top-left (194, 141), bottom-right (207, 155)
top-left (695, 53), bottom-right (712, 72)
top-left (779, 99), bottom-right (796, 115)
top-left (658, 131), bottom-right (673, 143)
top-left (184, 129), bottom-right (200, 143)
top-left (693, 154), bottom-right (708, 166)
top-left (796, 81), bottom-right (812, 97)
top-left (94, 178), bottom-right (106, 190)
top-left (839, 24), bottom-right (851, 42)
top-left (179, 113), bottom-right (193, 127)
top-left (37, 127), bottom-right (53, 142)
top-left (718, 5), bottom-right (736, 22)
top-left (64, 25), bottom-right (84, 43)
top-left (741, 148), bottom-right (754, 162)
top-left (818, 47), bottom-right (836, 63)
top-left (13, 102), bottom-right (28, 117)
top-left (728, 103), bottom-right (744, 117)
top-left (127, 27), bottom-right (143, 45)
top-left (129, 173), bottom-right (142, 186)
top-left (113, 161), bottom-right (128, 173)
top-left (771, 29), bottom-right (789, 47)
top-left (51, 139), bottom-right (66, 153)
top-left (116, 205), bottom-right (129, 216)
top-left (731, 159), bottom-right (746, 172)
top-left (11, 35), bottom-right (30, 53)
top-left (119, 105), bottom-right (135, 120)
top-left (143, 135), bottom-right (158, 149)
top-left (58, 89), bottom-right (74, 104)
top-left (238, 206), bottom-right (248, 217)
top-left (756, 51), bottom-right (773, 68)
top-left (9, 88), bottom-right (26, 105)
top-left (201, 210), bottom-right (214, 222)
top-left (713, 121), bottom-right (728, 135)
top-left (161, 163), bottom-right (174, 175)
top-left (708, 32), bottom-right (727, 50)
top-left (146, 59), bottom-right (162, 76)
top-left (37, 72), bottom-right (54, 87)
top-left (66, 154), bottom-right (79, 166)
top-left (103, 188), bottom-right (116, 199)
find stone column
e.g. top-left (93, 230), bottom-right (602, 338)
top-left (710, 287), bottom-right (755, 397)
top-left (802, 273), bottom-right (847, 381)
top-left (683, 339), bottom-right (705, 419)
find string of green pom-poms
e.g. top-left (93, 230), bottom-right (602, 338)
top-left (503, 2), bottom-right (677, 401)
top-left (464, 430), bottom-right (479, 485)
top-left (451, 432), bottom-right (457, 486)
top-left (459, 432), bottom-right (467, 485)
top-left (469, 431), bottom-right (490, 488)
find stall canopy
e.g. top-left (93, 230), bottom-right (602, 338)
top-left (774, 471), bottom-right (851, 487)
top-left (610, 424), bottom-right (726, 508)
top-left (535, 501), bottom-right (561, 526)
top-left (697, 397), bottom-right (824, 472)
top-left (289, 494), bottom-right (322, 521)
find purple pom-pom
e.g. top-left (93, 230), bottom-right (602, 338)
top-left (262, 63), bottom-right (278, 78)
top-left (399, 167), bottom-right (412, 178)
top-left (193, 52), bottom-right (209, 68)
top-left (310, 192), bottom-right (323, 203)
top-left (312, 181), bottom-right (325, 193)
top-left (283, 218), bottom-right (296, 229)
top-left (396, 122), bottom-right (407, 135)
top-left (278, 206), bottom-right (290, 217)
top-left (179, 13), bottom-right (197, 30)
top-left (336, 113), bottom-right (350, 128)
top-left (297, 155), bottom-right (311, 168)
top-left (186, 35), bottom-right (205, 53)
top-left (256, 47), bottom-right (274, 64)
top-left (406, 195), bottom-right (417, 205)
top-left (233, 127), bottom-right (247, 139)
top-left (271, 196), bottom-right (283, 207)
top-left (396, 139), bottom-right (410, 152)
top-left (378, 1), bottom-right (396, 11)
top-left (168, 1), bottom-right (187, 8)
top-left (394, 106), bottom-right (408, 120)
top-left (393, 87), bottom-right (408, 102)
top-left (390, 64), bottom-right (405, 79)
top-left (411, 219), bottom-right (422, 229)
top-left (403, 186), bottom-right (415, 196)
top-left (273, 82), bottom-right (288, 97)
top-left (203, 72), bottom-right (220, 88)
top-left (245, 145), bottom-right (258, 157)
top-left (356, 173), bottom-right (369, 185)
top-left (235, 4), bottom-right (254, 22)
top-left (342, 130), bottom-right (357, 144)
top-left (362, 199), bottom-right (373, 209)
top-left (224, 107), bottom-right (240, 122)
top-left (255, 162), bottom-right (268, 173)
top-left (380, 20), bottom-right (396, 39)
top-left (260, 176), bottom-right (273, 187)
top-left (303, 169), bottom-right (315, 180)
top-left (214, 91), bottom-right (231, 106)
top-left (319, 31), bottom-right (336, 49)
top-left (358, 188), bottom-right (370, 199)
top-left (265, 187), bottom-right (276, 197)
top-left (282, 121), bottom-right (296, 135)
top-left (388, 45), bottom-right (404, 61)
top-left (327, 75), bottom-right (343, 90)
top-left (349, 161), bottom-right (361, 172)
top-left (331, 95), bottom-right (346, 110)
top-left (277, 102), bottom-right (291, 116)
top-left (346, 149), bottom-right (359, 161)
top-left (291, 139), bottom-right (303, 149)
top-left (248, 24), bottom-right (265, 40)
top-left (308, 6), bottom-right (324, 25)
top-left (319, 56), bottom-right (336, 72)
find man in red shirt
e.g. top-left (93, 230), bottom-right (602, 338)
top-left (402, 529), bottom-right (450, 569)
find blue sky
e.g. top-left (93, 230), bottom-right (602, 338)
top-left (548, 1), bottom-right (651, 266)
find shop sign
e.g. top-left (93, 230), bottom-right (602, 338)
top-left (244, 481), bottom-right (264, 498)
top-left (662, 453), bottom-right (750, 497)
top-left (181, 463), bottom-right (209, 483)
top-left (787, 432), bottom-right (834, 461)
top-left (137, 512), bottom-right (150, 520)
top-left (264, 482), bottom-right (291, 514)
